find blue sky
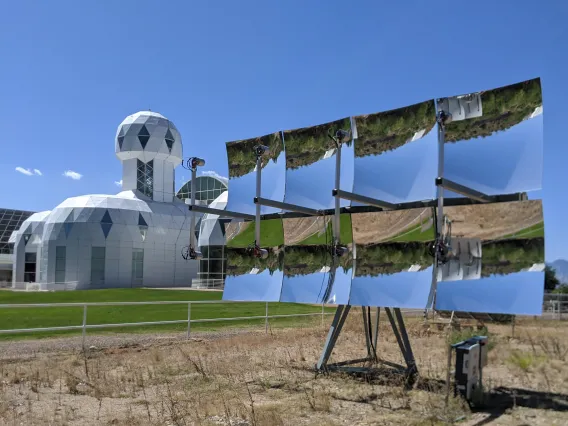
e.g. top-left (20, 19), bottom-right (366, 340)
top-left (1, 0), bottom-right (567, 261)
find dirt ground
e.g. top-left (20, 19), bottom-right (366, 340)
top-left (283, 217), bottom-right (330, 245)
top-left (444, 201), bottom-right (543, 241)
top-left (0, 316), bottom-right (567, 425)
top-left (352, 208), bottom-right (430, 244)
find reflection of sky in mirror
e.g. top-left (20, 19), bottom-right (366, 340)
top-left (226, 152), bottom-right (286, 215)
top-left (353, 128), bottom-right (437, 205)
top-left (280, 267), bottom-right (351, 304)
top-left (222, 269), bottom-right (283, 302)
top-left (435, 272), bottom-right (543, 315)
top-left (444, 114), bottom-right (543, 195)
top-left (349, 267), bottom-right (433, 308)
top-left (284, 144), bottom-right (354, 210)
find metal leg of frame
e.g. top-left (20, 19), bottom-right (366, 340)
top-left (394, 308), bottom-right (416, 371)
top-left (372, 307), bottom-right (380, 360)
top-left (317, 305), bottom-right (351, 371)
top-left (362, 307), bottom-right (372, 358)
top-left (385, 308), bottom-right (411, 367)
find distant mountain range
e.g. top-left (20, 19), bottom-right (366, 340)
top-left (548, 259), bottom-right (568, 284)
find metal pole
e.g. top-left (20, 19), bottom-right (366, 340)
top-left (82, 304), bottom-right (87, 352)
top-left (394, 308), bottom-right (415, 366)
top-left (321, 303), bottom-right (324, 328)
top-left (362, 307), bottom-right (371, 357)
top-left (373, 307), bottom-right (380, 359)
top-left (187, 302), bottom-right (191, 339)
top-left (333, 141), bottom-right (341, 243)
top-left (190, 167), bottom-right (197, 249)
top-left (255, 156), bottom-right (262, 246)
top-left (437, 119), bottom-right (445, 238)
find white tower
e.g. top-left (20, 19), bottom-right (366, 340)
top-left (115, 111), bottom-right (183, 203)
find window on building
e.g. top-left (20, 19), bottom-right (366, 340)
top-left (91, 247), bottom-right (106, 287)
top-left (24, 252), bottom-right (37, 282)
top-left (137, 159), bottom-right (154, 198)
top-left (131, 249), bottom-right (144, 287)
top-left (176, 176), bottom-right (227, 205)
top-left (55, 246), bottom-right (66, 284)
top-left (197, 244), bottom-right (226, 288)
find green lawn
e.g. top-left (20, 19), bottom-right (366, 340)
top-left (227, 219), bottom-right (285, 248)
top-left (297, 214), bottom-right (353, 245)
top-left (0, 289), bottom-right (333, 340)
top-left (502, 221), bottom-right (545, 240)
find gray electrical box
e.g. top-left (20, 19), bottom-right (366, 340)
top-left (438, 93), bottom-right (483, 123)
top-left (453, 336), bottom-right (488, 401)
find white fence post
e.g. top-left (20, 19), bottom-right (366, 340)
top-left (82, 304), bottom-right (87, 351)
top-left (187, 302), bottom-right (191, 339)
top-left (265, 301), bottom-right (269, 334)
top-left (321, 303), bottom-right (324, 328)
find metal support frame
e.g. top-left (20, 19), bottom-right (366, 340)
top-left (333, 189), bottom-right (397, 210)
top-left (187, 204), bottom-right (255, 221)
top-left (254, 197), bottom-right (321, 216)
top-left (190, 168), bottom-right (197, 249)
top-left (436, 177), bottom-right (494, 203)
top-left (317, 306), bottom-right (416, 381)
top-left (255, 155), bottom-right (262, 246)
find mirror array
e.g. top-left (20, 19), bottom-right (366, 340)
top-left (219, 77), bottom-right (545, 316)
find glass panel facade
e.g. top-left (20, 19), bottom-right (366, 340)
top-left (196, 244), bottom-right (226, 288)
top-left (176, 176), bottom-right (228, 205)
top-left (137, 159), bottom-right (154, 198)
top-left (55, 246), bottom-right (66, 284)
top-left (91, 247), bottom-right (106, 287)
top-left (131, 249), bottom-right (144, 287)
top-left (24, 252), bottom-right (36, 282)
top-left (0, 208), bottom-right (34, 255)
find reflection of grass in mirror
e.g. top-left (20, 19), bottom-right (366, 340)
top-left (226, 132), bottom-right (283, 178)
top-left (284, 117), bottom-right (351, 170)
top-left (226, 247), bottom-right (284, 276)
top-left (388, 217), bottom-right (435, 243)
top-left (284, 245), bottom-right (351, 277)
top-left (354, 100), bottom-right (436, 158)
top-left (355, 242), bottom-right (432, 276)
top-left (481, 237), bottom-right (544, 276)
top-left (227, 219), bottom-right (284, 248)
top-left (296, 215), bottom-right (353, 245)
top-left (502, 221), bottom-right (544, 240)
top-left (444, 78), bottom-right (542, 142)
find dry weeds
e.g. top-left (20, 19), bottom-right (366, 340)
top-left (0, 316), bottom-right (567, 425)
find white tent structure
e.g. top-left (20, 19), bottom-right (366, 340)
top-left (11, 111), bottom-right (199, 289)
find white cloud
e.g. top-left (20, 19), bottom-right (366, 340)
top-left (200, 170), bottom-right (228, 184)
top-left (33, 169), bottom-right (42, 176)
top-left (63, 170), bottom-right (83, 180)
top-left (114, 179), bottom-right (123, 187)
top-left (15, 167), bottom-right (34, 176)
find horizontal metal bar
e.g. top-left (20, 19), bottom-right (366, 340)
top-left (0, 300), bottom-right (244, 308)
top-left (254, 197), bottom-right (321, 216)
top-left (436, 178), bottom-right (494, 203)
top-left (333, 189), bottom-right (397, 210)
top-left (187, 204), bottom-right (255, 221)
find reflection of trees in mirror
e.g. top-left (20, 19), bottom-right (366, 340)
top-left (354, 100), bottom-right (436, 158)
top-left (355, 242), bottom-right (432, 276)
top-left (226, 132), bottom-right (283, 178)
top-left (284, 118), bottom-right (352, 170)
top-left (481, 237), bottom-right (544, 277)
top-left (444, 78), bottom-right (542, 143)
top-left (226, 247), bottom-right (283, 276)
top-left (284, 245), bottom-right (352, 277)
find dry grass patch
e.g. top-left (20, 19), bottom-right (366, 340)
top-left (0, 315), bottom-right (567, 425)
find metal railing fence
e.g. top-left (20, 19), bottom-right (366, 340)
top-left (0, 300), bottom-right (332, 349)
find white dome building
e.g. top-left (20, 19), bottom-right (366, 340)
top-left (11, 111), bottom-right (199, 289)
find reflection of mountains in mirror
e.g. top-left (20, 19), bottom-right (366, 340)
top-left (282, 214), bottom-right (353, 246)
top-left (283, 117), bottom-right (351, 170)
top-left (284, 245), bottom-right (352, 277)
top-left (226, 132), bottom-right (283, 178)
top-left (352, 208), bottom-right (434, 245)
top-left (354, 100), bottom-right (436, 158)
top-left (356, 242), bottom-right (433, 276)
top-left (226, 247), bottom-right (284, 277)
top-left (443, 78), bottom-right (542, 143)
top-left (444, 200), bottom-right (544, 276)
top-left (224, 219), bottom-right (284, 248)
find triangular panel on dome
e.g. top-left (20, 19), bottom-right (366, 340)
top-left (139, 226), bottom-right (148, 241)
top-left (23, 234), bottom-right (31, 244)
top-left (101, 222), bottom-right (113, 239)
top-left (165, 138), bottom-right (174, 153)
top-left (138, 213), bottom-right (148, 227)
top-left (138, 135), bottom-right (150, 149)
top-left (64, 222), bottom-right (73, 238)
top-left (118, 136), bottom-right (124, 150)
top-left (101, 210), bottom-right (113, 224)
